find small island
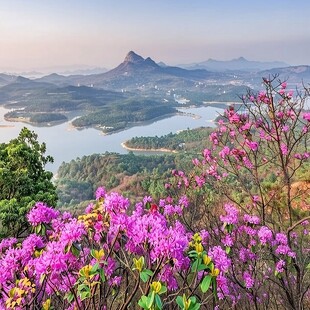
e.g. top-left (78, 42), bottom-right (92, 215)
top-left (71, 98), bottom-right (178, 134)
top-left (4, 110), bottom-right (68, 126)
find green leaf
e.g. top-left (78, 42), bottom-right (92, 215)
top-left (190, 303), bottom-right (201, 310)
top-left (71, 243), bottom-right (80, 257)
top-left (155, 294), bottom-right (162, 309)
top-left (197, 263), bottom-right (208, 272)
top-left (200, 275), bottom-right (212, 293)
top-left (80, 290), bottom-right (90, 301)
top-left (158, 285), bottom-right (167, 295)
top-left (226, 224), bottom-right (233, 233)
top-left (225, 246), bottom-right (231, 254)
top-left (189, 296), bottom-right (197, 304)
top-left (138, 295), bottom-right (148, 309)
top-left (77, 284), bottom-right (90, 293)
top-left (146, 291), bottom-right (155, 309)
top-left (90, 262), bottom-right (99, 275)
top-left (144, 269), bottom-right (154, 276)
top-left (140, 270), bottom-right (150, 283)
top-left (99, 268), bottom-right (106, 282)
top-left (176, 296), bottom-right (184, 308)
top-left (188, 250), bottom-right (198, 258)
top-left (191, 259), bottom-right (199, 272)
top-left (212, 277), bottom-right (218, 300)
top-left (65, 292), bottom-right (74, 304)
top-left (35, 224), bottom-right (42, 234)
top-left (41, 224), bottom-right (46, 236)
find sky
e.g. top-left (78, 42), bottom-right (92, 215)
top-left (0, 0), bottom-right (310, 72)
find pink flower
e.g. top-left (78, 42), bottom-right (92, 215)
top-left (229, 113), bottom-right (240, 124)
top-left (104, 192), bottom-right (129, 214)
top-left (243, 271), bottom-right (254, 288)
top-left (280, 143), bottom-right (288, 155)
top-left (243, 156), bottom-right (253, 169)
top-left (275, 245), bottom-right (291, 256)
top-left (281, 82), bottom-right (287, 89)
top-left (278, 89), bottom-right (285, 95)
top-left (216, 274), bottom-right (229, 299)
top-left (60, 219), bottom-right (86, 245)
top-left (85, 203), bottom-right (94, 214)
top-left (303, 112), bottom-right (310, 122)
top-left (275, 233), bottom-right (287, 245)
top-left (195, 175), bottom-right (205, 187)
top-left (220, 203), bottom-right (239, 225)
top-left (258, 226), bottom-right (273, 245)
top-left (108, 276), bottom-right (122, 287)
top-left (282, 125), bottom-right (289, 132)
top-left (252, 195), bottom-right (260, 203)
top-left (192, 158), bottom-right (200, 166)
top-left (178, 195), bottom-right (189, 208)
top-left (240, 122), bottom-right (251, 131)
top-left (221, 234), bottom-right (234, 247)
top-left (164, 183), bottom-right (171, 189)
top-left (245, 140), bottom-right (258, 151)
top-left (95, 187), bottom-right (106, 200)
top-left (208, 246), bottom-right (231, 273)
top-left (243, 214), bottom-right (260, 225)
top-left (220, 125), bottom-right (227, 133)
top-left (0, 238), bottom-right (17, 253)
top-left (27, 202), bottom-right (60, 226)
top-left (219, 146), bottom-right (230, 159)
top-left (275, 260), bottom-right (285, 273)
top-left (210, 132), bottom-right (219, 145)
top-left (287, 90), bottom-right (293, 98)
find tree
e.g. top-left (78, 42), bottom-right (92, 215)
top-left (166, 77), bottom-right (310, 309)
top-left (0, 127), bottom-right (57, 237)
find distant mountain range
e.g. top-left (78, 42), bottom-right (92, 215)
top-left (0, 51), bottom-right (309, 134)
top-left (178, 57), bottom-right (289, 72)
top-left (35, 51), bottom-right (229, 90)
top-left (1, 51), bottom-right (310, 92)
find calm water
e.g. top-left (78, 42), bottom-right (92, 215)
top-left (0, 106), bottom-right (224, 172)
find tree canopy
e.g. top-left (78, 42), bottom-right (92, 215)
top-left (0, 127), bottom-right (57, 237)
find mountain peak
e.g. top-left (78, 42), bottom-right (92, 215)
top-left (124, 51), bottom-right (144, 64)
top-left (16, 76), bottom-right (30, 83)
top-left (235, 56), bottom-right (247, 62)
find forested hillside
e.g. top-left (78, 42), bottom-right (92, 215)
top-left (124, 127), bottom-right (213, 152)
top-left (56, 152), bottom-right (193, 208)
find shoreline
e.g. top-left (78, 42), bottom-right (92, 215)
top-left (121, 142), bottom-right (178, 154)
top-left (4, 116), bottom-right (67, 127)
top-left (0, 124), bottom-right (15, 128)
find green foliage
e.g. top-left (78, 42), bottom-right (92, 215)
top-left (138, 282), bottom-right (167, 310)
top-left (56, 152), bottom-right (181, 207)
top-left (5, 111), bottom-right (68, 124)
top-left (0, 127), bottom-right (57, 237)
top-left (125, 127), bottom-right (213, 152)
top-left (176, 294), bottom-right (201, 310)
top-left (72, 98), bottom-right (177, 133)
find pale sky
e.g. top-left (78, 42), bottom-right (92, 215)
top-left (0, 0), bottom-right (310, 72)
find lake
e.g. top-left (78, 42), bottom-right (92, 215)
top-left (0, 106), bottom-right (224, 172)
